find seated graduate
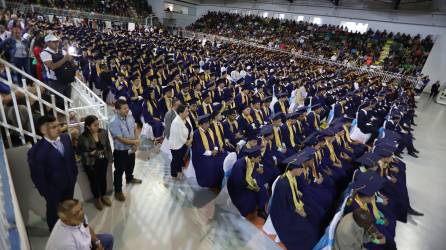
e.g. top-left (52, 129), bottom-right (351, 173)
top-left (281, 111), bottom-right (302, 155)
top-left (384, 113), bottom-right (419, 158)
top-left (306, 103), bottom-right (325, 134)
top-left (238, 130), bottom-right (260, 159)
top-left (261, 96), bottom-right (273, 122)
top-left (345, 161), bottom-right (397, 250)
top-left (127, 76), bottom-right (145, 123)
top-left (270, 112), bottom-right (287, 164)
top-left (250, 97), bottom-right (267, 128)
top-left (142, 87), bottom-right (164, 140)
top-left (234, 83), bottom-right (251, 107)
top-left (295, 106), bottom-right (309, 140)
top-left (158, 85), bottom-right (174, 120)
top-left (177, 81), bottom-right (193, 103)
top-left (222, 108), bottom-right (243, 150)
top-left (259, 125), bottom-right (281, 186)
top-left (197, 90), bottom-right (214, 116)
top-left (227, 145), bottom-right (269, 220)
top-left (113, 72), bottom-right (130, 100)
top-left (191, 114), bottom-right (225, 189)
top-left (209, 106), bottom-right (234, 152)
top-left (187, 98), bottom-right (199, 130)
top-left (273, 92), bottom-right (289, 114)
top-left (269, 150), bottom-right (324, 250)
top-left (238, 103), bottom-right (257, 137)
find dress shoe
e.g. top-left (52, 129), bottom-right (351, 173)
top-left (408, 207), bottom-right (424, 216)
top-left (413, 149), bottom-right (420, 154)
top-left (101, 196), bottom-right (112, 206)
top-left (94, 198), bottom-right (104, 210)
top-left (127, 178), bottom-right (142, 184)
top-left (408, 152), bottom-right (419, 158)
top-left (395, 152), bottom-right (403, 159)
top-left (115, 192), bottom-right (126, 202)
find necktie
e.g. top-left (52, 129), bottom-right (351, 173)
top-left (52, 140), bottom-right (64, 155)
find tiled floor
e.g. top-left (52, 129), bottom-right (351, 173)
top-left (27, 94), bottom-right (446, 250)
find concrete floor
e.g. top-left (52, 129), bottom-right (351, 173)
top-left (27, 94), bottom-right (446, 250)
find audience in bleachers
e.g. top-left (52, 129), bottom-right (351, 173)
top-left (188, 11), bottom-right (434, 76)
top-left (9, 0), bottom-right (152, 17)
top-left (0, 8), bottom-right (428, 250)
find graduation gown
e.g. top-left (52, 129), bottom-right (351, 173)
top-left (270, 176), bottom-right (321, 250)
top-left (227, 157), bottom-right (269, 217)
top-left (222, 119), bottom-right (241, 147)
top-left (142, 99), bottom-right (164, 138)
top-left (191, 128), bottom-right (225, 188)
top-left (273, 100), bottom-right (289, 114)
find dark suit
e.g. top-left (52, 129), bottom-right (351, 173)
top-left (27, 133), bottom-right (78, 230)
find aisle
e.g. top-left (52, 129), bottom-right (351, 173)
top-left (395, 95), bottom-right (446, 250)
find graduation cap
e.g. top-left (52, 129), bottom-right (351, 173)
top-left (244, 145), bottom-right (262, 158)
top-left (198, 114), bottom-right (211, 124)
top-left (382, 129), bottom-right (401, 142)
top-left (246, 131), bottom-right (259, 141)
top-left (271, 112), bottom-right (283, 121)
top-left (188, 98), bottom-right (198, 106)
top-left (374, 144), bottom-right (396, 158)
top-left (260, 125), bottom-right (273, 136)
top-left (285, 112), bottom-right (299, 120)
top-left (356, 152), bottom-right (380, 167)
top-left (295, 106), bottom-right (307, 116)
top-left (320, 127), bottom-right (336, 137)
top-left (283, 151), bottom-right (312, 169)
top-left (163, 85), bottom-right (174, 94)
top-left (302, 132), bottom-right (319, 146)
top-left (251, 97), bottom-right (261, 104)
top-left (239, 103), bottom-right (250, 112)
top-left (262, 96), bottom-right (273, 103)
top-left (225, 108), bottom-right (237, 116)
top-left (352, 170), bottom-right (386, 196)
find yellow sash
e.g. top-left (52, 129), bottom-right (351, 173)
top-left (203, 103), bottom-right (213, 114)
top-left (213, 122), bottom-right (224, 148)
top-left (354, 194), bottom-right (382, 221)
top-left (279, 101), bottom-right (286, 114)
top-left (325, 139), bottom-right (340, 163)
top-left (199, 128), bottom-right (215, 151)
top-left (261, 138), bottom-right (272, 155)
top-left (245, 157), bottom-right (259, 191)
top-left (228, 120), bottom-right (238, 133)
top-left (343, 124), bottom-right (353, 143)
top-left (242, 94), bottom-right (248, 104)
top-left (273, 127), bottom-right (282, 148)
top-left (146, 100), bottom-right (153, 115)
top-left (254, 110), bottom-right (264, 124)
top-left (132, 85), bottom-right (143, 97)
top-left (243, 113), bottom-right (254, 124)
top-left (285, 171), bottom-right (304, 212)
top-left (287, 121), bottom-right (296, 147)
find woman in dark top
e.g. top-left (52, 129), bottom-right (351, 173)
top-left (78, 115), bottom-right (113, 210)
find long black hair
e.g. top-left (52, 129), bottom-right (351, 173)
top-left (83, 115), bottom-right (98, 134)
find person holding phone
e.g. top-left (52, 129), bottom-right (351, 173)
top-left (78, 115), bottom-right (113, 210)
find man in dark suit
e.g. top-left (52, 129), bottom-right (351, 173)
top-left (28, 115), bottom-right (78, 231)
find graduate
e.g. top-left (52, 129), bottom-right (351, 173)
top-left (197, 90), bottom-right (214, 116)
top-left (234, 84), bottom-right (251, 107)
top-left (250, 97), bottom-right (266, 127)
top-left (127, 76), bottom-right (145, 123)
top-left (306, 103), bottom-right (324, 134)
top-left (237, 103), bottom-right (257, 137)
top-left (261, 96), bottom-right (272, 122)
top-left (271, 112), bottom-right (287, 160)
top-left (191, 114), bottom-right (225, 189)
top-left (227, 145), bottom-right (269, 219)
top-left (273, 92), bottom-right (289, 114)
top-left (281, 112), bottom-right (301, 155)
top-left (177, 81), bottom-right (192, 103)
top-left (142, 87), bottom-right (164, 139)
top-left (210, 107), bottom-right (234, 152)
top-left (259, 125), bottom-right (281, 186)
top-left (187, 98), bottom-right (199, 130)
top-left (238, 131), bottom-right (260, 159)
top-left (222, 108), bottom-right (243, 149)
top-left (270, 150), bottom-right (324, 250)
top-left (113, 72), bottom-right (130, 100)
top-left (158, 85), bottom-right (174, 119)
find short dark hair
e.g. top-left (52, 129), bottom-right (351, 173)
top-left (35, 115), bottom-right (56, 135)
top-left (114, 99), bottom-right (128, 110)
top-left (177, 104), bottom-right (187, 114)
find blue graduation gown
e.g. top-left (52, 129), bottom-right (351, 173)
top-left (191, 129), bottom-right (225, 188)
top-left (142, 99), bottom-right (164, 138)
top-left (227, 157), bottom-right (268, 217)
top-left (222, 120), bottom-right (241, 147)
top-left (270, 176), bottom-right (321, 250)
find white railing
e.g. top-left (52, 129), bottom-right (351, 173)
top-left (0, 58), bottom-right (107, 148)
top-left (182, 30), bottom-right (419, 87)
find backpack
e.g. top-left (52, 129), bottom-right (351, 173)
top-left (44, 49), bottom-right (77, 85)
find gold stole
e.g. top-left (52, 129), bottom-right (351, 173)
top-left (182, 91), bottom-right (191, 102)
top-left (213, 122), bottom-right (224, 148)
top-left (175, 81), bottom-right (181, 93)
top-left (228, 120), bottom-right (238, 133)
top-left (311, 112), bottom-right (320, 129)
top-left (258, 92), bottom-right (264, 100)
top-left (343, 125), bottom-right (353, 143)
top-left (115, 80), bottom-right (128, 89)
top-left (243, 113), bottom-right (254, 123)
top-left (287, 121), bottom-right (296, 147)
top-left (273, 127), bottom-right (282, 147)
top-left (263, 106), bottom-right (270, 117)
top-left (261, 138), bottom-right (272, 155)
top-left (340, 103), bottom-right (345, 113)
top-left (146, 100), bottom-right (156, 115)
top-left (245, 157), bottom-right (259, 191)
top-left (279, 101), bottom-right (286, 114)
top-left (199, 128), bottom-right (215, 151)
top-left (205, 72), bottom-right (210, 81)
top-left (285, 172), bottom-right (304, 212)
top-left (203, 103), bottom-right (213, 114)
top-left (132, 85), bottom-right (143, 97)
top-left (164, 96), bottom-right (172, 109)
top-left (296, 120), bottom-right (302, 133)
top-left (325, 139), bottom-right (340, 163)
top-left (254, 110), bottom-right (264, 124)
top-left (190, 111), bottom-right (197, 126)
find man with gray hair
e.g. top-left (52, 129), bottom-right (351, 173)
top-left (45, 199), bottom-right (114, 250)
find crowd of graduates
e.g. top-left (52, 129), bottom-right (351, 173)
top-left (9, 0), bottom-right (152, 17)
top-left (188, 11), bottom-right (434, 77)
top-left (1, 11), bottom-right (425, 250)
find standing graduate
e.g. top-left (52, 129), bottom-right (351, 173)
top-left (227, 145), bottom-right (269, 219)
top-left (191, 114), bottom-right (225, 189)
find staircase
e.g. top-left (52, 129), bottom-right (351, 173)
top-left (375, 39), bottom-right (394, 65)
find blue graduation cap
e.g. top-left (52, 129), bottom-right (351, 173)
top-left (244, 145), bottom-right (262, 158)
top-left (260, 125), bottom-right (273, 136)
top-left (285, 112), bottom-right (299, 120)
top-left (262, 96), bottom-right (273, 103)
top-left (284, 151), bottom-right (312, 169)
top-left (352, 170), bottom-right (386, 196)
top-left (356, 152), bottom-right (380, 167)
top-left (320, 127), bottom-right (336, 137)
top-left (302, 132), bottom-right (319, 146)
top-left (252, 97), bottom-right (261, 104)
top-left (271, 112), bottom-right (283, 121)
top-left (382, 129), bottom-right (401, 141)
top-left (197, 114), bottom-right (211, 124)
top-left (374, 144), bottom-right (396, 158)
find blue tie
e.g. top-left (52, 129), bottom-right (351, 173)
top-left (52, 140), bottom-right (64, 155)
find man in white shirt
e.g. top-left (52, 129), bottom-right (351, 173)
top-left (46, 199), bottom-right (114, 250)
top-left (40, 34), bottom-right (73, 108)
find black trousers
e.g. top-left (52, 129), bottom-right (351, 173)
top-left (84, 158), bottom-right (108, 199)
top-left (171, 145), bottom-right (187, 177)
top-left (113, 150), bottom-right (135, 192)
top-left (46, 79), bottom-right (72, 110)
top-left (45, 184), bottom-right (75, 231)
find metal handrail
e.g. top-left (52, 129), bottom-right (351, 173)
top-left (182, 30), bottom-right (419, 86)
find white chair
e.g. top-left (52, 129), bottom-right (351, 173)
top-left (215, 152), bottom-right (240, 214)
top-left (262, 176), bottom-right (281, 243)
top-left (349, 119), bottom-right (371, 144)
top-left (160, 137), bottom-right (172, 161)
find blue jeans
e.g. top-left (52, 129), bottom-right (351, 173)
top-left (97, 233), bottom-right (114, 250)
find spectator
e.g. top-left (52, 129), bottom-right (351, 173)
top-left (32, 35), bottom-right (45, 81)
top-left (27, 115), bottom-right (78, 230)
top-left (40, 34), bottom-right (74, 108)
top-left (0, 26), bottom-right (31, 85)
top-left (169, 104), bottom-right (193, 179)
top-left (45, 199), bottom-right (114, 250)
top-left (78, 115), bottom-right (113, 211)
top-left (109, 99), bottom-right (142, 202)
